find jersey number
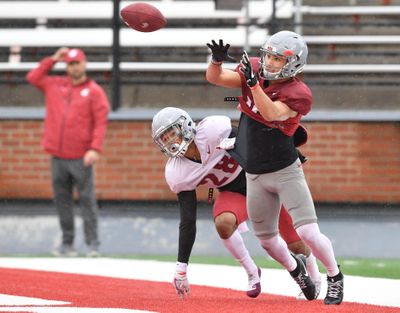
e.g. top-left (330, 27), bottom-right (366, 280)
top-left (198, 155), bottom-right (239, 187)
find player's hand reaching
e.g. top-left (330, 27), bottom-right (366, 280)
top-left (240, 51), bottom-right (258, 88)
top-left (207, 39), bottom-right (236, 64)
top-left (173, 262), bottom-right (190, 299)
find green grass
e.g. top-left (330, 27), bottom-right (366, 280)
top-left (2, 254), bottom-right (400, 280)
top-left (108, 254), bottom-right (400, 280)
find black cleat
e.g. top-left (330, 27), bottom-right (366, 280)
top-left (289, 253), bottom-right (316, 301)
top-left (324, 269), bottom-right (344, 305)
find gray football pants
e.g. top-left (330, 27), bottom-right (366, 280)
top-left (246, 158), bottom-right (318, 240)
top-left (51, 157), bottom-right (99, 247)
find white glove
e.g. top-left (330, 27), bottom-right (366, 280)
top-left (217, 137), bottom-right (236, 150)
top-left (173, 262), bottom-right (189, 299)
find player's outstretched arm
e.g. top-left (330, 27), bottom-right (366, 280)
top-left (172, 190), bottom-right (197, 298)
top-left (206, 39), bottom-right (241, 88)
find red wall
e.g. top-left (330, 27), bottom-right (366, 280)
top-left (1, 119), bottom-right (399, 203)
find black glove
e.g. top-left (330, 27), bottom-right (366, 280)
top-left (240, 51), bottom-right (258, 88)
top-left (206, 39), bottom-right (236, 64)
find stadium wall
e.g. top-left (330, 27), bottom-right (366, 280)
top-left (0, 118), bottom-right (399, 203)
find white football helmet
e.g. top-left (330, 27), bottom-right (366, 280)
top-left (152, 107), bottom-right (196, 158)
top-left (259, 30), bottom-right (308, 80)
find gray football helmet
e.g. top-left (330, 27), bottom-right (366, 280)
top-left (152, 107), bottom-right (196, 158)
top-left (259, 30), bottom-right (308, 80)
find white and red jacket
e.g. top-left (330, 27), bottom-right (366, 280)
top-left (26, 57), bottom-right (109, 159)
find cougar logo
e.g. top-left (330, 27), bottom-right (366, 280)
top-left (80, 88), bottom-right (90, 97)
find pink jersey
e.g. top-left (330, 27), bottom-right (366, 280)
top-left (165, 116), bottom-right (242, 194)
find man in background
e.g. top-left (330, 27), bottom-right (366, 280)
top-left (26, 47), bottom-right (109, 257)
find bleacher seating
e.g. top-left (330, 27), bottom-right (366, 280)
top-left (301, 5), bottom-right (400, 15)
top-left (1, 1), bottom-right (399, 62)
top-left (0, 1), bottom-right (291, 64)
top-left (0, 0), bottom-right (400, 110)
top-left (0, 1), bottom-right (292, 19)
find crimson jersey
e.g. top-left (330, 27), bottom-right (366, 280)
top-left (229, 58), bottom-right (313, 174)
top-left (236, 57), bottom-right (312, 136)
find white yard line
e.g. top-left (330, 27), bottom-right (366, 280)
top-left (0, 258), bottom-right (399, 308)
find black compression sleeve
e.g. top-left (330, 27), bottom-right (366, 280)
top-left (177, 190), bottom-right (197, 264)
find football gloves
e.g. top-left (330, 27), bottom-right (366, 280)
top-left (173, 262), bottom-right (190, 299)
top-left (207, 39), bottom-right (236, 64)
top-left (240, 51), bottom-right (258, 88)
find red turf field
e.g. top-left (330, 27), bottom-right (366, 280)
top-left (0, 267), bottom-right (399, 313)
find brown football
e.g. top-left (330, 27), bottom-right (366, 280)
top-left (120, 3), bottom-right (167, 32)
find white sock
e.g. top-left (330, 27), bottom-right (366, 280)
top-left (222, 230), bottom-right (258, 275)
top-left (306, 253), bottom-right (321, 282)
top-left (297, 223), bottom-right (340, 277)
top-left (259, 235), bottom-right (297, 272)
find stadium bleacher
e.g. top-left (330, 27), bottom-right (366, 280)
top-left (0, 0), bottom-right (399, 110)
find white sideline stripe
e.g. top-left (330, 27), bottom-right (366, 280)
top-left (0, 294), bottom-right (69, 306)
top-left (0, 258), bottom-right (399, 308)
top-left (0, 308), bottom-right (154, 313)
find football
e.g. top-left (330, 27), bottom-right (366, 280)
top-left (120, 3), bottom-right (167, 33)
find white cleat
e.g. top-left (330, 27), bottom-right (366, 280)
top-left (247, 267), bottom-right (261, 298)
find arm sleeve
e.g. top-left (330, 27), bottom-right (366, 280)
top-left (177, 190), bottom-right (197, 264)
top-left (90, 85), bottom-right (110, 152)
top-left (25, 57), bottom-right (56, 92)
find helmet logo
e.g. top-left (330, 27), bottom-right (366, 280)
top-left (267, 45), bottom-right (276, 53)
top-left (283, 50), bottom-right (294, 56)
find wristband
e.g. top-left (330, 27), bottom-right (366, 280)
top-left (176, 262), bottom-right (188, 272)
